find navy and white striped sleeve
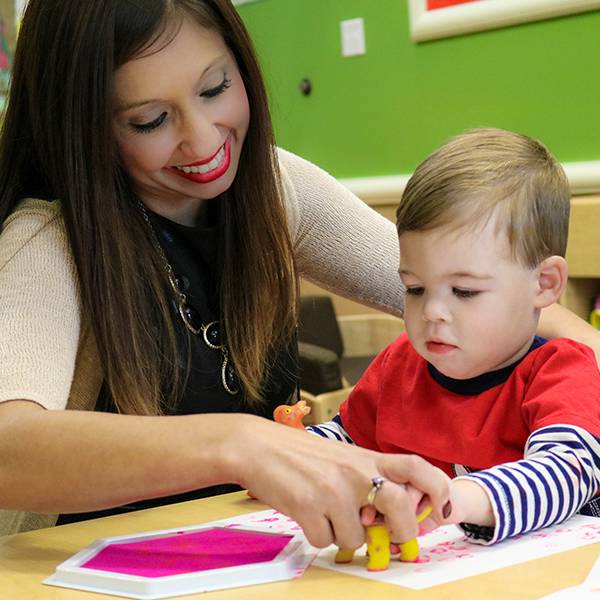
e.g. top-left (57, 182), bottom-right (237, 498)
top-left (306, 414), bottom-right (356, 444)
top-left (455, 424), bottom-right (600, 545)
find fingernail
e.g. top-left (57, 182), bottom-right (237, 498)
top-left (443, 501), bottom-right (452, 519)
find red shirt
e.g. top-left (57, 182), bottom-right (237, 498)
top-left (340, 335), bottom-right (600, 478)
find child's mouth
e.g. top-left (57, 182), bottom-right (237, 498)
top-left (425, 340), bottom-right (457, 354)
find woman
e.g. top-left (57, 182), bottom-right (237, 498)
top-left (0, 0), bottom-right (453, 545)
top-left (0, 0), bottom-right (596, 545)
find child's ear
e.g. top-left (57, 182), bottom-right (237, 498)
top-left (533, 256), bottom-right (568, 309)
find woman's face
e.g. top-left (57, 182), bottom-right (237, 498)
top-left (113, 17), bottom-right (250, 225)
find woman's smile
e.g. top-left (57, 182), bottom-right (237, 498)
top-left (170, 136), bottom-right (231, 183)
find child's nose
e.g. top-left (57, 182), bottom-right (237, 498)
top-left (422, 295), bottom-right (451, 323)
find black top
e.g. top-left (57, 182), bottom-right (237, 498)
top-left (150, 206), bottom-right (299, 418)
top-left (57, 202), bottom-right (299, 524)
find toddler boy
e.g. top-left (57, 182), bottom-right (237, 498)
top-left (309, 128), bottom-right (600, 544)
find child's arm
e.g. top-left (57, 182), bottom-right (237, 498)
top-left (435, 424), bottom-right (600, 544)
top-left (306, 414), bottom-right (355, 443)
top-left (311, 418), bottom-right (600, 545)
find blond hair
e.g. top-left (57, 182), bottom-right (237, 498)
top-left (396, 128), bottom-right (570, 268)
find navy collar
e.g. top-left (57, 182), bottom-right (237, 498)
top-left (427, 336), bottom-right (547, 395)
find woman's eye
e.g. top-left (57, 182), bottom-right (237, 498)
top-left (201, 77), bottom-right (232, 99)
top-left (131, 112), bottom-right (167, 133)
top-left (406, 287), bottom-right (424, 297)
top-left (453, 288), bottom-right (479, 299)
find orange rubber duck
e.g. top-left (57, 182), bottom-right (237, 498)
top-left (273, 400), bottom-right (311, 430)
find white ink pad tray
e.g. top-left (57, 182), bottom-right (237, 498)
top-left (43, 521), bottom-right (314, 599)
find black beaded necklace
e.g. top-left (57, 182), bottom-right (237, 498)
top-left (139, 201), bottom-right (239, 395)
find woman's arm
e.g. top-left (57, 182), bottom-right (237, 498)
top-left (278, 148), bottom-right (405, 318)
top-left (539, 303), bottom-right (600, 366)
top-left (0, 400), bottom-right (451, 550)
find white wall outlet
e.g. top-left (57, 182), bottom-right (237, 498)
top-left (340, 18), bottom-right (366, 57)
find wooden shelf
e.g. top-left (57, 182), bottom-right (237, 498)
top-left (562, 195), bottom-right (600, 319)
top-left (566, 196), bottom-right (600, 278)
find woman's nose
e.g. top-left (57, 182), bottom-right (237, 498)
top-left (178, 110), bottom-right (222, 159)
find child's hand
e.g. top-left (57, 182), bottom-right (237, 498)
top-left (429, 478), bottom-right (495, 528)
top-left (362, 477), bottom-right (495, 538)
top-left (405, 484), bottom-right (450, 536)
top-left (360, 476), bottom-right (453, 539)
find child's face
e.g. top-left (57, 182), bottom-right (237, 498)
top-left (399, 217), bottom-right (541, 380)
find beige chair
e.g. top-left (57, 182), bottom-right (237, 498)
top-left (298, 296), bottom-right (405, 425)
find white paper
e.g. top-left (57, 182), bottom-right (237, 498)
top-left (310, 515), bottom-right (600, 590)
top-left (217, 510), bottom-right (600, 591)
top-left (219, 509), bottom-right (307, 535)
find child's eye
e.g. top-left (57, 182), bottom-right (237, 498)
top-left (453, 288), bottom-right (479, 299)
top-left (131, 112), bottom-right (168, 133)
top-left (406, 287), bottom-right (424, 297)
top-left (201, 76), bottom-right (232, 99)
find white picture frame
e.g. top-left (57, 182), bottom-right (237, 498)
top-left (408, 0), bottom-right (600, 42)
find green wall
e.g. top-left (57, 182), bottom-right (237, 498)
top-left (237, 1), bottom-right (600, 179)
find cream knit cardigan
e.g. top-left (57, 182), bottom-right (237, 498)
top-left (0, 148), bottom-right (404, 535)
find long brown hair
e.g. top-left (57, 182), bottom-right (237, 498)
top-left (0, 0), bottom-right (298, 414)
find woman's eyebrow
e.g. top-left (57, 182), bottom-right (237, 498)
top-left (115, 53), bottom-right (229, 112)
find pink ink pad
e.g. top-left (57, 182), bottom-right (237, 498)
top-left (82, 528), bottom-right (293, 577)
top-left (43, 521), bottom-right (315, 599)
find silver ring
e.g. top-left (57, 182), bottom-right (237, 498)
top-left (367, 477), bottom-right (387, 506)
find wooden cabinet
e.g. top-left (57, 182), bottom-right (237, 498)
top-left (563, 196), bottom-right (600, 320)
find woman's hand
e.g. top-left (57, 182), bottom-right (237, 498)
top-left (228, 415), bottom-right (452, 550)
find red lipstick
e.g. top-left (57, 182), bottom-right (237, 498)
top-left (169, 137), bottom-right (231, 184)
